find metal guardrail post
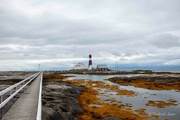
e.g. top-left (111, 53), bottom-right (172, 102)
top-left (0, 95), bottom-right (2, 104)
top-left (0, 95), bottom-right (2, 119)
top-left (9, 90), bottom-right (12, 107)
top-left (36, 71), bottom-right (43, 120)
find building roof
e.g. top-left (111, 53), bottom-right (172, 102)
top-left (97, 64), bottom-right (107, 68)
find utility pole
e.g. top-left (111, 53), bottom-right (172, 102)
top-left (38, 64), bottom-right (40, 71)
top-left (115, 62), bottom-right (118, 71)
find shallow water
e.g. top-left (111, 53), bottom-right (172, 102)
top-left (64, 74), bottom-right (180, 120)
top-left (64, 74), bottom-right (144, 81)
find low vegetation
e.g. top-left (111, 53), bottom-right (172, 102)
top-left (67, 80), bottom-right (136, 97)
top-left (68, 80), bottom-right (149, 120)
top-left (108, 77), bottom-right (180, 90)
top-left (146, 99), bottom-right (179, 108)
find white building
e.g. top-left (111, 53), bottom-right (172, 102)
top-left (73, 63), bottom-right (85, 70)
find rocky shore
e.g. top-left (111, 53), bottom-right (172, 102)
top-left (42, 72), bottom-right (84, 120)
top-left (108, 74), bottom-right (180, 90)
top-left (55, 69), bottom-right (180, 75)
top-left (42, 72), bottom-right (126, 120)
top-left (108, 75), bottom-right (180, 82)
top-left (1, 71), bottom-right (179, 120)
top-left (0, 71), bottom-right (35, 90)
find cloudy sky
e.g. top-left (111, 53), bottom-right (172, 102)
top-left (0, 0), bottom-right (180, 71)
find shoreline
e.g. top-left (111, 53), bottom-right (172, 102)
top-left (60, 70), bottom-right (180, 75)
top-left (108, 75), bottom-right (180, 91)
top-left (1, 71), bottom-right (180, 120)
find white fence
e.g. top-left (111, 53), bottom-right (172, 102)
top-left (36, 72), bottom-right (43, 120)
top-left (0, 72), bottom-right (40, 118)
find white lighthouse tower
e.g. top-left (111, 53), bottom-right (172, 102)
top-left (88, 54), bottom-right (92, 70)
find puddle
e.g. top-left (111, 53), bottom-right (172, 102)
top-left (89, 104), bottom-right (102, 108)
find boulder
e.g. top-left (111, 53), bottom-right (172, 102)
top-left (61, 112), bottom-right (74, 120)
top-left (42, 107), bottom-right (63, 120)
top-left (72, 107), bottom-right (83, 115)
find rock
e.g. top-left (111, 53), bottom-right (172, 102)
top-left (59, 104), bottom-right (71, 112)
top-left (62, 112), bottom-right (74, 120)
top-left (70, 97), bottom-right (78, 104)
top-left (53, 99), bottom-right (63, 103)
top-left (42, 107), bottom-right (64, 120)
top-left (45, 84), bottom-right (71, 90)
top-left (42, 99), bottom-right (47, 105)
top-left (103, 116), bottom-right (122, 120)
top-left (72, 107), bottom-right (83, 115)
top-left (42, 81), bottom-right (84, 120)
top-left (43, 91), bottom-right (51, 96)
top-left (49, 91), bottom-right (64, 96)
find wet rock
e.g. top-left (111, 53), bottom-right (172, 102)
top-left (42, 81), bottom-right (84, 120)
top-left (72, 107), bottom-right (83, 115)
top-left (42, 107), bottom-right (64, 120)
top-left (70, 97), bottom-right (78, 104)
top-left (45, 84), bottom-right (71, 90)
top-left (62, 112), bottom-right (74, 120)
top-left (59, 104), bottom-right (71, 112)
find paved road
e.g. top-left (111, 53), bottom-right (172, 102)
top-left (2, 73), bottom-right (42, 120)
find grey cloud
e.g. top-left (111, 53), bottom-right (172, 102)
top-left (0, 0), bottom-right (180, 70)
top-left (150, 33), bottom-right (180, 48)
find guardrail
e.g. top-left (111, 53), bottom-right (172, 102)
top-left (0, 72), bottom-right (40, 119)
top-left (36, 72), bottom-right (43, 120)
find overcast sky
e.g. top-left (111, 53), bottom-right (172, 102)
top-left (0, 0), bottom-right (180, 71)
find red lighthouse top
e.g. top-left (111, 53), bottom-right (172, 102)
top-left (89, 54), bottom-right (92, 58)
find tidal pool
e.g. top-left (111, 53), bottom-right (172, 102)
top-left (64, 74), bottom-right (143, 81)
top-left (64, 74), bottom-right (180, 120)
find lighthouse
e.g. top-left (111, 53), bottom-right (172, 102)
top-left (88, 54), bottom-right (92, 70)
